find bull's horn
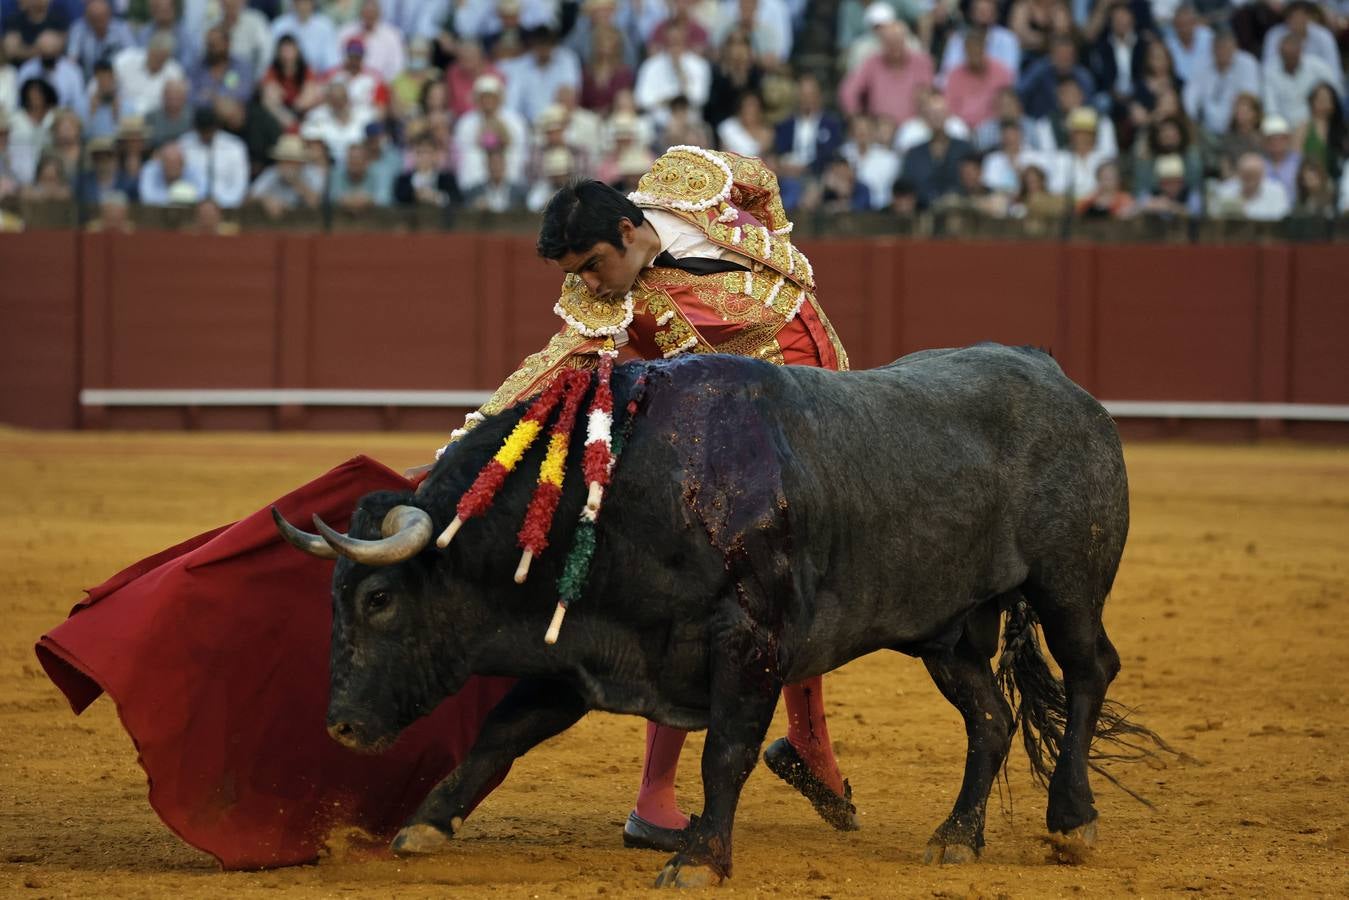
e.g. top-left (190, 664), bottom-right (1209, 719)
top-left (272, 507), bottom-right (339, 559)
top-left (312, 505), bottom-right (434, 566)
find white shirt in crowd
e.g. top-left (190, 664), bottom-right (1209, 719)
top-left (1214, 176), bottom-right (1290, 221)
top-left (335, 21), bottom-right (407, 83)
top-left (1164, 25), bottom-right (1212, 83)
top-left (981, 147), bottom-right (1044, 196)
top-left (634, 50), bottom-right (711, 119)
top-left (1046, 149), bottom-right (1112, 199)
top-left (894, 116), bottom-right (971, 154)
top-left (843, 142), bottom-right (901, 211)
top-left (1263, 53), bottom-right (1341, 128)
top-left (452, 107), bottom-right (529, 191)
top-left (1183, 49), bottom-right (1261, 133)
top-left (215, 5), bottom-right (274, 80)
top-left (113, 47), bottom-right (186, 117)
top-left (1262, 23), bottom-right (1343, 82)
top-left (716, 116), bottom-right (766, 157)
top-left (271, 9), bottom-right (342, 74)
top-left (178, 128), bottom-right (250, 208)
top-left (939, 25), bottom-right (1021, 79)
top-left (301, 104), bottom-right (372, 164)
top-left (712, 0), bottom-right (793, 64)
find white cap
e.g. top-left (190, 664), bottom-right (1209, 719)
top-left (1260, 114), bottom-right (1290, 137)
top-left (473, 74), bottom-right (504, 96)
top-left (864, 2), bottom-right (897, 28)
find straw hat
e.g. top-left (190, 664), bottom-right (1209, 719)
top-left (272, 134), bottom-right (308, 163)
top-left (1154, 154), bottom-right (1185, 180)
top-left (542, 146), bottom-right (573, 178)
top-left (1066, 107), bottom-right (1098, 132)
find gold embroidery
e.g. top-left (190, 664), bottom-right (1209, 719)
top-left (712, 323), bottom-right (786, 363)
top-left (555, 274), bottom-right (633, 335)
top-left (769, 281), bottom-right (803, 319)
top-left (635, 282), bottom-right (709, 358)
top-left (633, 149), bottom-right (730, 210)
top-left (478, 328), bottom-right (595, 417)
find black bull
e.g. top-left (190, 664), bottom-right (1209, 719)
top-left (275, 343), bottom-right (1166, 886)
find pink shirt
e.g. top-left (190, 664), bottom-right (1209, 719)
top-left (838, 51), bottom-right (935, 125)
top-left (944, 59), bottom-right (1014, 130)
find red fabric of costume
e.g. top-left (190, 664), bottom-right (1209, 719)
top-left (35, 455), bottom-right (515, 870)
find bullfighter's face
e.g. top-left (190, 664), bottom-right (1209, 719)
top-left (551, 217), bottom-right (651, 301)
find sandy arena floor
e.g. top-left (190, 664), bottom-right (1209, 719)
top-left (1, 430), bottom-right (1346, 898)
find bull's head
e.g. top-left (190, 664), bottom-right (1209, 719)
top-left (273, 495), bottom-right (475, 753)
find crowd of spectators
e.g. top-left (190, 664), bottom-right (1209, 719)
top-left (0, 0), bottom-right (1347, 234)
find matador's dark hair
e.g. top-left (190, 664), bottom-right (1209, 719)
top-left (536, 179), bottom-right (646, 260)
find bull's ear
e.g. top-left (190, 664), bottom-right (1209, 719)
top-left (272, 507), bottom-right (339, 559)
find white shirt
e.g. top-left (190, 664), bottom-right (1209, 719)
top-left (981, 148), bottom-right (1043, 195)
top-left (716, 117), bottom-right (766, 157)
top-left (894, 116), bottom-right (971, 155)
top-left (1263, 54), bottom-right (1341, 127)
top-left (452, 107), bottom-right (529, 190)
top-left (178, 129), bottom-right (250, 208)
top-left (938, 26), bottom-right (1021, 80)
top-left (112, 47), bottom-right (186, 118)
top-left (302, 104), bottom-right (372, 163)
top-left (1164, 26), bottom-right (1213, 84)
top-left (335, 22), bottom-right (407, 84)
top-left (1045, 149), bottom-right (1112, 198)
top-left (1183, 50), bottom-right (1261, 134)
top-left (634, 51), bottom-right (711, 116)
top-left (1215, 177), bottom-right (1290, 221)
top-left (1111, 34), bottom-right (1136, 96)
top-left (642, 207), bottom-right (753, 269)
top-left (272, 11), bottom-right (342, 75)
top-left (843, 142), bottom-right (901, 211)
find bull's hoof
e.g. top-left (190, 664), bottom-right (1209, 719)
top-left (923, 841), bottom-right (979, 865)
top-left (391, 823), bottom-right (454, 856)
top-left (762, 737), bottom-right (860, 831)
top-left (653, 855), bottom-right (725, 889)
top-left (1042, 820), bottom-right (1098, 865)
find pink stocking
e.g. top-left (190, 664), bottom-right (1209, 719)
top-left (783, 676), bottom-right (845, 795)
top-left (633, 721), bottom-right (691, 828)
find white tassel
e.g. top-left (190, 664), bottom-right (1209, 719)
top-left (544, 602), bottom-right (567, 645)
top-left (436, 516), bottom-right (463, 548)
top-left (514, 550), bottom-right (533, 584)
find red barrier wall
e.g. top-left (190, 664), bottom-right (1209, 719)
top-left (2, 232), bottom-right (1346, 436)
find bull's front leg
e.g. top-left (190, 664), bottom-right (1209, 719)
top-left (392, 677), bottom-right (587, 855)
top-left (654, 623), bottom-right (781, 888)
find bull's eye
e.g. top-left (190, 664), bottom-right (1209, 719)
top-left (366, 590), bottom-right (390, 614)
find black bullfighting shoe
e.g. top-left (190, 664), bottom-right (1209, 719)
top-left (763, 737), bottom-right (861, 831)
top-left (622, 812), bottom-right (696, 852)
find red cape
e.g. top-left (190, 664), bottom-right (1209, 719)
top-left (35, 455), bottom-right (516, 870)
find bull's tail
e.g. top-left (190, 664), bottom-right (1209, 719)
top-left (995, 597), bottom-right (1176, 806)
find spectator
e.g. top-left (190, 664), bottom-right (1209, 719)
top-left (463, 146), bottom-right (527, 211)
top-left (839, 20), bottom-right (934, 126)
top-left (1163, 3), bottom-right (1212, 83)
top-left (842, 115), bottom-right (901, 210)
top-left (1032, 74), bottom-right (1119, 155)
top-left (530, 104), bottom-right (576, 174)
top-left (1047, 106), bottom-right (1113, 198)
top-left (810, 157), bottom-right (872, 213)
top-left (525, 143), bottom-right (572, 211)
top-left (190, 26), bottom-right (254, 112)
top-left (1135, 153), bottom-right (1202, 217)
top-left (1009, 0), bottom-right (1073, 69)
top-left (136, 0), bottom-right (196, 68)
top-left (579, 23), bottom-right (633, 115)
top-left (1017, 35), bottom-right (1093, 121)
top-left (178, 105), bottom-right (249, 208)
top-left (0, 110), bottom-right (18, 198)
top-left (47, 106), bottom-right (80, 176)
top-left (114, 31), bottom-right (184, 118)
top-left (361, 119), bottom-right (401, 188)
top-left (1261, 0), bottom-right (1342, 80)
top-left (324, 37), bottom-right (389, 119)
top-left (145, 76), bottom-right (191, 146)
top-left (66, 0), bottom-right (134, 80)
top-left (453, 0), bottom-right (554, 47)
top-left (841, 1), bottom-right (901, 74)
top-left (391, 37), bottom-right (437, 121)
top-left (1, 43), bottom-right (15, 113)
top-left (713, 0), bottom-right (793, 67)
top-left (553, 84), bottom-right (602, 157)
top-left (1086, 2), bottom-right (1148, 123)
top-left (76, 134), bottom-right (132, 204)
top-left (22, 153), bottom-right (71, 200)
top-left (328, 141), bottom-right (391, 209)
top-left (1216, 91), bottom-right (1264, 176)
top-left (900, 93), bottom-right (975, 208)
top-left (138, 141), bottom-right (206, 206)
top-left (259, 35), bottom-right (324, 135)
top-left (394, 131), bottom-right (460, 208)
top-left (1011, 160), bottom-right (1068, 219)
top-left (16, 30), bottom-right (85, 117)
top-left (182, 199), bottom-right (239, 235)
top-left (945, 28), bottom-right (1015, 133)
top-left (1075, 159), bottom-right (1134, 218)
top-left (447, 39), bottom-right (501, 116)
top-left (337, 0), bottom-right (405, 84)
top-left (212, 0), bottom-right (272, 82)
top-left (981, 119), bottom-right (1040, 197)
top-left (1213, 150), bottom-right (1289, 219)
top-left (655, 93), bottom-right (712, 151)
top-left (1297, 81), bottom-right (1345, 182)
top-left (896, 87), bottom-right (972, 154)
top-left (452, 73), bottom-right (527, 191)
top-left (1130, 39), bottom-right (1182, 128)
top-left (1132, 112), bottom-right (1202, 195)
top-left (717, 90), bottom-right (772, 156)
top-left (1260, 113), bottom-right (1301, 199)
top-left (2, 0), bottom-right (71, 66)
top-left (303, 80), bottom-right (371, 164)
top-left (503, 26), bottom-right (581, 125)
top-left (633, 20), bottom-right (709, 120)
top-left (9, 77), bottom-right (56, 183)
top-left (272, 0), bottom-right (340, 76)
top-left (567, 0), bottom-right (639, 68)
top-left (649, 0), bottom-right (711, 56)
top-left (1291, 157), bottom-right (1335, 216)
top-left (116, 114), bottom-right (147, 188)
top-left (86, 188), bottom-right (134, 232)
top-left (248, 133), bottom-right (323, 218)
top-left (84, 57), bottom-right (119, 138)
top-left (417, 77), bottom-right (453, 151)
top-left (1183, 26), bottom-right (1260, 135)
top-left (1263, 33), bottom-right (1339, 128)
top-left (773, 71), bottom-right (843, 207)
top-left (888, 176), bottom-right (918, 217)
top-left (595, 110), bottom-right (652, 183)
top-left (702, 29), bottom-right (760, 128)
top-left (940, 0), bottom-right (1021, 78)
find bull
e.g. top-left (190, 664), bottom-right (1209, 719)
top-left (274, 343), bottom-right (1165, 886)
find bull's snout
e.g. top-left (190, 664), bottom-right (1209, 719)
top-left (327, 720), bottom-right (358, 745)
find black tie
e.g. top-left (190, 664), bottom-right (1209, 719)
top-left (652, 250), bottom-right (749, 275)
